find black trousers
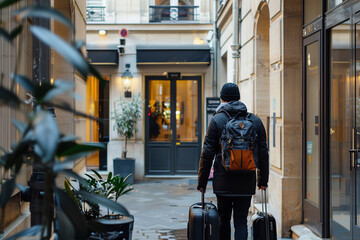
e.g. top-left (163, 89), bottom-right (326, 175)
top-left (216, 195), bottom-right (252, 240)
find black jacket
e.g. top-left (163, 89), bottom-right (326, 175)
top-left (197, 101), bottom-right (269, 196)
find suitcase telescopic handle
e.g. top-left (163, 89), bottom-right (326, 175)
top-left (201, 191), bottom-right (205, 209)
top-left (261, 189), bottom-right (268, 214)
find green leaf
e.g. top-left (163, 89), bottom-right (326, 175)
top-left (0, 27), bottom-right (11, 41)
top-left (6, 225), bottom-right (42, 240)
top-left (11, 119), bottom-right (28, 135)
top-left (57, 142), bottom-right (105, 158)
top-left (77, 190), bottom-right (130, 217)
top-left (30, 26), bottom-right (89, 78)
top-left (0, 0), bottom-right (20, 9)
top-left (45, 101), bottom-right (101, 122)
top-left (59, 134), bottom-right (78, 142)
top-left (0, 86), bottom-right (21, 108)
top-left (42, 79), bottom-right (74, 101)
top-left (55, 188), bottom-right (88, 240)
top-left (33, 111), bottom-right (60, 163)
top-left (91, 169), bottom-right (102, 180)
top-left (9, 25), bottom-right (22, 40)
top-left (107, 171), bottom-right (112, 182)
top-left (55, 207), bottom-right (75, 240)
top-left (12, 74), bottom-right (35, 92)
top-left (57, 170), bottom-right (91, 189)
top-left (16, 7), bottom-right (73, 30)
top-left (0, 178), bottom-right (15, 209)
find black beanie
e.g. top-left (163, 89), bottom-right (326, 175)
top-left (220, 83), bottom-right (240, 101)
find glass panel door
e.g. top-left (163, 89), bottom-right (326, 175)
top-left (306, 41), bottom-right (320, 207)
top-left (174, 79), bottom-right (200, 173)
top-left (303, 33), bottom-right (322, 234)
top-left (354, 18), bottom-right (360, 238)
top-left (329, 20), bottom-right (352, 240)
top-left (148, 80), bottom-right (171, 142)
top-left (176, 80), bottom-right (198, 142)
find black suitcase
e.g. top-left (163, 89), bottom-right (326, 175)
top-left (187, 192), bottom-right (219, 240)
top-left (251, 190), bottom-right (277, 240)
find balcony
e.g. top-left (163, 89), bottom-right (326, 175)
top-left (86, 6), bottom-right (105, 22)
top-left (149, 5), bottom-right (199, 23)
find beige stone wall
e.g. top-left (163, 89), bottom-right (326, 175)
top-left (235, 0), bottom-right (303, 237)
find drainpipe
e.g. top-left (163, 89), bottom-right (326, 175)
top-left (212, 0), bottom-right (218, 97)
top-left (231, 0), bottom-right (240, 84)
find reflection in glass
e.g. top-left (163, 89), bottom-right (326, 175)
top-left (330, 21), bottom-right (351, 238)
top-left (176, 81), bottom-right (198, 142)
top-left (148, 80), bottom-right (171, 142)
top-left (306, 41), bottom-right (320, 206)
top-left (328, 0), bottom-right (346, 10)
top-left (304, 0), bottom-right (321, 25)
top-left (356, 23), bottom-right (360, 226)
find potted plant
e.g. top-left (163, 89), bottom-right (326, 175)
top-left (112, 94), bottom-right (142, 184)
top-left (64, 169), bottom-right (134, 240)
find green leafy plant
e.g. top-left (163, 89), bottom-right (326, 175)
top-left (112, 94), bottom-right (142, 158)
top-left (65, 170), bottom-right (133, 220)
top-left (0, 2), bottom-right (129, 240)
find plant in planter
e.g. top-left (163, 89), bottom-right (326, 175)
top-left (112, 94), bottom-right (142, 159)
top-left (65, 169), bottom-right (134, 239)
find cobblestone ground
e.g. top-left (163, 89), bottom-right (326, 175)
top-left (119, 178), bottom-right (291, 240)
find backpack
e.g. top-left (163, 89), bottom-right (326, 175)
top-left (219, 110), bottom-right (257, 172)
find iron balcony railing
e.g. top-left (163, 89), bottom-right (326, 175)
top-left (86, 6), bottom-right (105, 22)
top-left (149, 5), bottom-right (199, 22)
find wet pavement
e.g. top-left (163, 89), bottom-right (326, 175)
top-left (119, 178), bottom-right (291, 240)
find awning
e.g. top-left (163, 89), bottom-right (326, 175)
top-left (136, 45), bottom-right (211, 65)
top-left (87, 43), bottom-right (118, 66)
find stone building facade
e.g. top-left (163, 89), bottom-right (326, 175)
top-left (216, 0), bottom-right (303, 237)
top-left (86, 0), bottom-right (214, 179)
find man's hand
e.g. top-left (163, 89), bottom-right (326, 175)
top-left (198, 188), bottom-right (206, 193)
top-left (258, 186), bottom-right (267, 190)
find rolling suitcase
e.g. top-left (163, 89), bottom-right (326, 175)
top-left (187, 192), bottom-right (219, 240)
top-left (251, 189), bottom-right (277, 240)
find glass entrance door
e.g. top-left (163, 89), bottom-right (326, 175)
top-left (329, 20), bottom-right (352, 240)
top-left (145, 76), bottom-right (202, 175)
top-left (352, 14), bottom-right (360, 239)
top-left (303, 32), bottom-right (321, 234)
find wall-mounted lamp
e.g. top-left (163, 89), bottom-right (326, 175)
top-left (122, 64), bottom-right (133, 98)
top-left (98, 30), bottom-right (107, 36)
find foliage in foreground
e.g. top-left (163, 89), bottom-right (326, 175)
top-left (0, 1), bottom-right (130, 239)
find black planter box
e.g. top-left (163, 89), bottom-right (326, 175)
top-left (113, 158), bottom-right (135, 184)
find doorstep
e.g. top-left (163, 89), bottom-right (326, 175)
top-left (291, 225), bottom-right (329, 240)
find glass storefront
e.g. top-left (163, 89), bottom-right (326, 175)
top-left (303, 1), bottom-right (360, 238)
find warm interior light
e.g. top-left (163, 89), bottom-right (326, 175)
top-left (98, 30), bottom-right (107, 36)
top-left (123, 77), bottom-right (132, 90)
top-left (50, 78), bottom-right (54, 85)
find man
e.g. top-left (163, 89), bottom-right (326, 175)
top-left (198, 83), bottom-right (269, 240)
